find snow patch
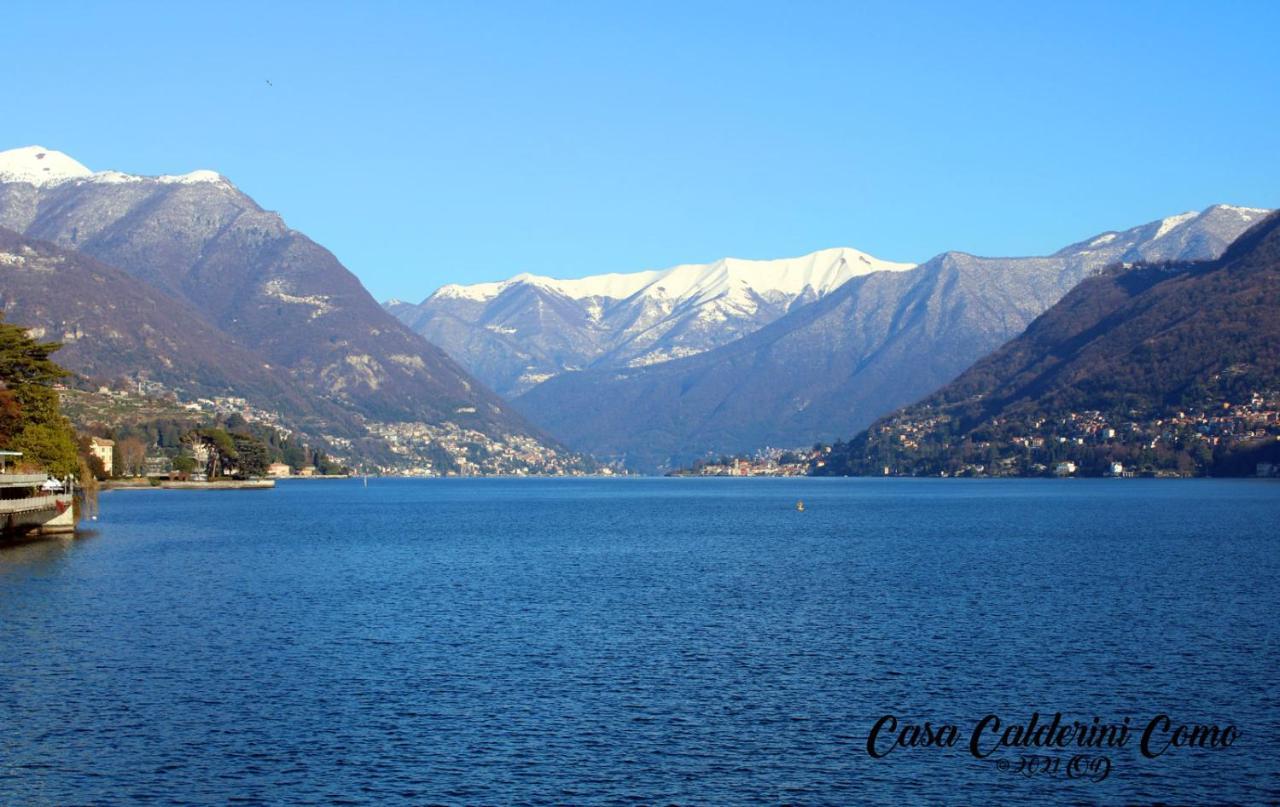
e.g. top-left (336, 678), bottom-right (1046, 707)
top-left (388, 354), bottom-right (426, 371)
top-left (1212, 204), bottom-right (1270, 220)
top-left (1151, 211), bottom-right (1197, 240)
top-left (0, 146), bottom-right (92, 186)
top-left (432, 281), bottom-right (509, 302)
top-left (0, 146), bottom-right (226, 188)
top-left (81, 168), bottom-right (225, 186)
top-left (519, 371), bottom-right (556, 386)
top-left (627, 346), bottom-right (703, 367)
top-left (262, 278), bottom-right (334, 318)
top-left (426, 246), bottom-right (915, 307)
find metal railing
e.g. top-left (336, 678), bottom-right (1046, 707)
top-left (0, 473), bottom-right (51, 488)
top-left (0, 494), bottom-right (71, 515)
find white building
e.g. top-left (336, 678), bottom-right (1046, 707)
top-left (89, 437), bottom-right (114, 476)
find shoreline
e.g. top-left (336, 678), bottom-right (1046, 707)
top-left (103, 479), bottom-right (276, 491)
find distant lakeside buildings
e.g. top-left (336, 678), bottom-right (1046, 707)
top-left (668, 448), bottom-right (817, 477)
top-left (58, 381), bottom-right (598, 479)
top-left (825, 387), bottom-right (1280, 479)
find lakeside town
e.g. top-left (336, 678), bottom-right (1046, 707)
top-left (824, 386), bottom-right (1280, 478)
top-left (52, 376), bottom-right (1280, 484)
top-left (667, 447), bottom-right (818, 477)
top-left (3, 324), bottom-right (1277, 543)
top-left (663, 387), bottom-right (1280, 479)
top-left (58, 381), bottom-right (602, 481)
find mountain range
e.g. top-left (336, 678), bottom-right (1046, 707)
top-left (818, 210), bottom-right (1280, 477)
top-left (4, 145), bottom-right (1269, 475)
top-left (412, 204), bottom-right (1265, 470)
top-left (0, 146), bottom-right (571, 472)
top-left (387, 247), bottom-right (915, 397)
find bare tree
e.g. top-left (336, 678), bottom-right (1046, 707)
top-left (117, 437), bottom-right (148, 477)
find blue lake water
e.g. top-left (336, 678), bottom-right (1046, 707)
top-left (1, 478), bottom-right (1278, 804)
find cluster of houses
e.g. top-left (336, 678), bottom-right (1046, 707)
top-left (86, 436), bottom-right (173, 479)
top-left (674, 448), bottom-right (818, 477)
top-left (86, 435), bottom-right (327, 481)
top-left (81, 383), bottom-right (292, 435)
top-left (1007, 393), bottom-right (1280, 454)
top-left (870, 387), bottom-right (1280, 477)
top-left (176, 395), bottom-right (291, 434)
top-left (65, 379), bottom-right (607, 477)
top-left (364, 419), bottom-right (592, 476)
top-left (264, 462), bottom-right (323, 478)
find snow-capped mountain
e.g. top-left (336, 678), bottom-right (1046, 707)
top-left (431, 247), bottom-right (912, 304)
top-left (1054, 204), bottom-right (1270, 263)
top-left (387, 247), bottom-right (915, 396)
top-left (514, 205), bottom-right (1271, 471)
top-left (0, 145), bottom-right (551, 452)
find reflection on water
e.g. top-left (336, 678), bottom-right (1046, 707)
top-left (0, 532), bottom-right (84, 573)
top-left (0, 478), bottom-right (1278, 804)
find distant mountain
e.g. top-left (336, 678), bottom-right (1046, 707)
top-left (512, 205), bottom-right (1270, 471)
top-left (0, 146), bottom-right (574, 472)
top-left (386, 248), bottom-right (915, 396)
top-left (818, 210), bottom-right (1280, 477)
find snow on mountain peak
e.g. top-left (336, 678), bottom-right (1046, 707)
top-left (1210, 204), bottom-right (1270, 220)
top-left (0, 146), bottom-right (93, 186)
top-left (427, 247), bottom-right (914, 305)
top-left (1059, 205), bottom-right (1275, 260)
top-left (0, 145), bottom-right (226, 188)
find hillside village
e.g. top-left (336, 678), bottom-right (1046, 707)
top-left (827, 386), bottom-right (1280, 478)
top-left (59, 381), bottom-right (600, 478)
top-left (363, 419), bottom-right (602, 476)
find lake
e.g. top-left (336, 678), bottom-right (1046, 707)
top-left (2, 478), bottom-right (1278, 804)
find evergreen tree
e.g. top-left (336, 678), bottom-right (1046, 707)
top-left (0, 315), bottom-right (79, 477)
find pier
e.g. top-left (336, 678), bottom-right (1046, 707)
top-left (0, 472), bottom-right (76, 537)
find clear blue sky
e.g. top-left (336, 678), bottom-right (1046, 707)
top-left (5, 1), bottom-right (1279, 301)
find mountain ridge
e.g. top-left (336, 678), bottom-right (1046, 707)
top-left (512, 204), bottom-right (1269, 471)
top-left (387, 246), bottom-right (916, 396)
top-left (817, 210), bottom-right (1280, 477)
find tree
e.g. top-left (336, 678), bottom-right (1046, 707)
top-left (117, 437), bottom-right (148, 477)
top-left (11, 423), bottom-right (79, 478)
top-left (315, 452), bottom-right (349, 475)
top-left (187, 429), bottom-right (237, 478)
top-left (0, 387), bottom-right (22, 446)
top-left (230, 433), bottom-right (269, 478)
top-left (0, 315), bottom-right (79, 478)
top-left (280, 438), bottom-right (308, 470)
